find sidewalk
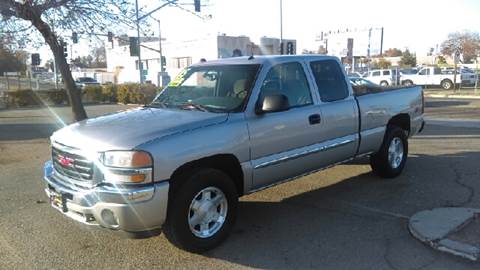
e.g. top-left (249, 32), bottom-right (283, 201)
top-left (409, 208), bottom-right (480, 261)
top-left (425, 89), bottom-right (480, 99)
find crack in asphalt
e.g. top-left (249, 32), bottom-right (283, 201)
top-left (447, 162), bottom-right (475, 207)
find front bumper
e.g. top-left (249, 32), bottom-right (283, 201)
top-left (43, 161), bottom-right (169, 233)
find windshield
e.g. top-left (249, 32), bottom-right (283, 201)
top-left (151, 64), bottom-right (259, 113)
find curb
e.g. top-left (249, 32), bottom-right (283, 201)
top-left (409, 208), bottom-right (480, 261)
top-left (425, 93), bottom-right (480, 100)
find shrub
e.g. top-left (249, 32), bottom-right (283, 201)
top-left (117, 83), bottom-right (159, 104)
top-left (6, 89), bottom-right (68, 107)
top-left (83, 85), bottom-right (103, 103)
top-left (6, 89), bottom-right (37, 107)
top-left (102, 83), bottom-right (117, 103)
top-left (44, 89), bottom-right (67, 105)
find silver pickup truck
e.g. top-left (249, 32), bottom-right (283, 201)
top-left (43, 55), bottom-right (424, 252)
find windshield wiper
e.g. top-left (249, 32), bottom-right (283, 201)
top-left (177, 102), bottom-right (210, 112)
top-left (146, 101), bottom-right (169, 108)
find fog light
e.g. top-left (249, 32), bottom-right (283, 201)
top-left (101, 209), bottom-right (119, 228)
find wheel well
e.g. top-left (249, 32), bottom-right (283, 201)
top-left (388, 114), bottom-right (410, 134)
top-left (441, 79), bottom-right (452, 83)
top-left (169, 154), bottom-right (244, 196)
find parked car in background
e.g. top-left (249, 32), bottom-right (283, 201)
top-left (75, 77), bottom-right (100, 89)
top-left (401, 66), bottom-right (474, 89)
top-left (364, 69), bottom-right (400, 86)
top-left (349, 77), bottom-right (379, 87)
top-left (347, 72), bottom-right (364, 78)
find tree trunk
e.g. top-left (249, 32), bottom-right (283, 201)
top-left (24, 9), bottom-right (87, 121)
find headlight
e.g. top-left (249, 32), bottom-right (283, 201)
top-left (101, 151), bottom-right (152, 168)
top-left (100, 151), bottom-right (153, 184)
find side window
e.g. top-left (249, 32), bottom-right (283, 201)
top-left (434, 68), bottom-right (442, 75)
top-left (372, 71), bottom-right (381, 76)
top-left (419, 69), bottom-right (430, 75)
top-left (310, 60), bottom-right (349, 102)
top-left (259, 62), bottom-right (313, 108)
top-left (383, 70), bottom-right (390, 75)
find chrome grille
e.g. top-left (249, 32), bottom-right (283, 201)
top-left (52, 146), bottom-right (94, 181)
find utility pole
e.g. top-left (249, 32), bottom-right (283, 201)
top-left (279, 0), bottom-right (283, 55)
top-left (380, 27), bottom-right (384, 56)
top-left (135, 0), bottom-right (144, 84)
top-left (367, 28), bottom-right (372, 72)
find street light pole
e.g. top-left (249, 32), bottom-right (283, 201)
top-left (279, 0), bottom-right (283, 55)
top-left (135, 0), bottom-right (143, 84)
top-left (158, 19), bottom-right (165, 73)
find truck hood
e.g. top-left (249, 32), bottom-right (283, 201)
top-left (51, 107), bottom-right (228, 151)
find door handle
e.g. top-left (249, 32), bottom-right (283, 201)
top-left (308, 114), bottom-right (321, 125)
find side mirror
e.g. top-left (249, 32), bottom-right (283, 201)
top-left (256, 94), bottom-right (290, 114)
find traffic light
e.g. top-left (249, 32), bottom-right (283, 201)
top-left (129, 37), bottom-right (139, 56)
top-left (31, 53), bottom-right (41, 66)
top-left (161, 56), bottom-right (166, 68)
top-left (72, 32), bottom-right (78, 44)
top-left (194, 0), bottom-right (201, 12)
top-left (61, 41), bottom-right (68, 58)
top-left (286, 42), bottom-right (294, 55)
top-left (108, 31), bottom-right (113, 42)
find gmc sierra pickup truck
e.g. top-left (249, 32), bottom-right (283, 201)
top-left (43, 55), bottom-right (424, 252)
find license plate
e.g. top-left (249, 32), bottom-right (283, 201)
top-left (49, 190), bottom-right (67, 212)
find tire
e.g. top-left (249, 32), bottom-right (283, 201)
top-left (380, 81), bottom-right (389, 87)
top-left (441, 79), bottom-right (453, 90)
top-left (370, 126), bottom-right (408, 178)
top-left (402, 80), bottom-right (413, 86)
top-left (163, 168), bottom-right (238, 253)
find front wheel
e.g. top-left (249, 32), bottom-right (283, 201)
top-left (380, 81), bottom-right (389, 87)
top-left (163, 168), bottom-right (238, 253)
top-left (370, 126), bottom-right (408, 178)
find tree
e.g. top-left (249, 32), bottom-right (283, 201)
top-left (383, 48), bottom-right (402, 57)
top-left (441, 31), bottom-right (480, 64)
top-left (436, 55), bottom-right (447, 65)
top-left (374, 58), bottom-right (392, 69)
top-left (0, 43), bottom-right (27, 75)
top-left (400, 49), bottom-right (416, 67)
top-left (0, 1), bottom-right (136, 121)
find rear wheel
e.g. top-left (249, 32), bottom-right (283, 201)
top-left (441, 79), bottom-right (453, 90)
top-left (370, 126), bottom-right (408, 178)
top-left (402, 80), bottom-right (413, 86)
top-left (380, 81), bottom-right (389, 87)
top-left (163, 168), bottom-right (238, 253)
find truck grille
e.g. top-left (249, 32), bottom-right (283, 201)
top-left (52, 146), bottom-right (94, 181)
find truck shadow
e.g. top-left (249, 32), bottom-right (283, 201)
top-left (0, 123), bottom-right (61, 141)
top-left (203, 151), bottom-right (480, 269)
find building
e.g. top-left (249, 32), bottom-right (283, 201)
top-left (106, 34), bottom-right (296, 85)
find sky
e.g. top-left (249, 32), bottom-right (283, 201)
top-left (145, 0), bottom-right (480, 54)
top-left (39, 0), bottom-right (480, 59)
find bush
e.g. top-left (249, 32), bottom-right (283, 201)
top-left (117, 83), bottom-right (159, 104)
top-left (44, 89), bottom-right (67, 105)
top-left (102, 83), bottom-right (117, 103)
top-left (6, 89), bottom-right (68, 107)
top-left (82, 85), bottom-right (103, 103)
top-left (6, 89), bottom-right (37, 107)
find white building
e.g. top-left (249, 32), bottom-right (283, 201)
top-left (106, 34), bottom-right (296, 85)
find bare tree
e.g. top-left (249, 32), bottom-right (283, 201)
top-left (0, 0), bottom-right (136, 121)
top-left (441, 31), bottom-right (480, 64)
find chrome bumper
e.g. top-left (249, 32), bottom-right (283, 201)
top-left (43, 161), bottom-right (169, 232)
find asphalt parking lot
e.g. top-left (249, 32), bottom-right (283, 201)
top-left (1, 99), bottom-right (480, 269)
